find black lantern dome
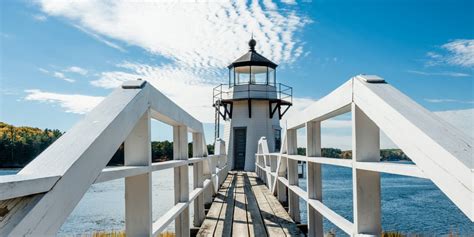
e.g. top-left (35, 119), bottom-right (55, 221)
top-left (228, 39), bottom-right (278, 69)
top-left (228, 39), bottom-right (278, 86)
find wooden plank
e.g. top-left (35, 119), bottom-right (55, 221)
top-left (214, 173), bottom-right (236, 236)
top-left (247, 172), bottom-right (286, 236)
top-left (197, 173), bottom-right (233, 236)
top-left (243, 173), bottom-right (267, 237)
top-left (233, 172), bottom-right (249, 237)
top-left (249, 172), bottom-right (304, 237)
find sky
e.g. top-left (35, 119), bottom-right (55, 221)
top-left (1, 0), bottom-right (473, 149)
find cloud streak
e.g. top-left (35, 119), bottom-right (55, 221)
top-left (38, 68), bottom-right (75, 83)
top-left (24, 89), bottom-right (104, 114)
top-left (425, 98), bottom-right (474, 104)
top-left (427, 39), bottom-right (474, 67)
top-left (407, 70), bottom-right (470, 77)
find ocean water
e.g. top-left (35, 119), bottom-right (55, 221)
top-left (1, 165), bottom-right (473, 236)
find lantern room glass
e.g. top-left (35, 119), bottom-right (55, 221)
top-left (230, 65), bottom-right (276, 86)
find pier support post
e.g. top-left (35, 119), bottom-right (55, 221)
top-left (352, 104), bottom-right (382, 235)
top-left (193, 133), bottom-right (205, 227)
top-left (286, 128), bottom-right (300, 223)
top-left (306, 121), bottom-right (323, 237)
top-left (124, 110), bottom-right (152, 237)
top-left (174, 125), bottom-right (190, 237)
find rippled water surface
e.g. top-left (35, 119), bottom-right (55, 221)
top-left (2, 164), bottom-right (472, 236)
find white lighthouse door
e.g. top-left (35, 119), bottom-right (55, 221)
top-left (233, 127), bottom-right (247, 170)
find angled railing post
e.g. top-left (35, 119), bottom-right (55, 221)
top-left (306, 121), bottom-right (323, 237)
top-left (193, 133), bottom-right (205, 227)
top-left (286, 128), bottom-right (300, 223)
top-left (174, 125), bottom-right (190, 237)
top-left (214, 139), bottom-right (225, 188)
top-left (352, 103), bottom-right (382, 235)
top-left (125, 109), bottom-right (153, 236)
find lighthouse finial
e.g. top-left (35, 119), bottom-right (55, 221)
top-left (249, 34), bottom-right (256, 51)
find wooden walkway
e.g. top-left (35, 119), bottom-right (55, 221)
top-left (197, 172), bottom-right (304, 237)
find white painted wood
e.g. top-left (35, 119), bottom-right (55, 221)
top-left (306, 121), bottom-right (323, 237)
top-left (152, 202), bottom-right (188, 236)
top-left (259, 137), bottom-right (273, 189)
top-left (355, 161), bottom-right (427, 179)
top-left (286, 128), bottom-right (300, 223)
top-left (307, 157), bottom-right (352, 167)
top-left (147, 84), bottom-right (203, 134)
top-left (352, 104), bottom-right (381, 235)
top-left (95, 166), bottom-right (150, 183)
top-left (353, 78), bottom-right (473, 221)
top-left (0, 80), bottom-right (229, 236)
top-left (173, 125), bottom-right (190, 237)
top-left (124, 110), bottom-right (152, 237)
top-left (5, 85), bottom-right (149, 236)
top-left (0, 175), bottom-right (59, 201)
top-left (307, 199), bottom-right (354, 236)
top-left (193, 132), bottom-right (206, 227)
top-left (278, 177), bottom-right (307, 201)
top-left (285, 80), bottom-right (352, 129)
top-left (190, 179), bottom-right (212, 202)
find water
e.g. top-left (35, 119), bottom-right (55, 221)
top-left (1, 165), bottom-right (473, 236)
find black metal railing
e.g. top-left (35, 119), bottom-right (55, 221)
top-left (213, 83), bottom-right (293, 105)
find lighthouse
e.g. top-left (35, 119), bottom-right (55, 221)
top-left (213, 39), bottom-right (293, 171)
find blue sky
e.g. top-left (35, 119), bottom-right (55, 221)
top-left (1, 0), bottom-right (473, 148)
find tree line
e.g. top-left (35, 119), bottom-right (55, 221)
top-left (296, 147), bottom-right (410, 161)
top-left (0, 122), bottom-right (215, 168)
top-left (0, 122), bottom-right (409, 168)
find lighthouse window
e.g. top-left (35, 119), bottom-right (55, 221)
top-left (251, 65), bottom-right (268, 84)
top-left (268, 68), bottom-right (275, 85)
top-left (235, 66), bottom-right (251, 85)
top-left (275, 129), bottom-right (281, 152)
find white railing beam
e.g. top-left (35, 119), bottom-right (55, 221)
top-left (124, 110), bottom-right (153, 236)
top-left (306, 121), bottom-right (323, 237)
top-left (192, 132), bottom-right (205, 227)
top-left (352, 103), bottom-right (382, 235)
top-left (286, 128), bottom-right (300, 223)
top-left (173, 125), bottom-right (190, 237)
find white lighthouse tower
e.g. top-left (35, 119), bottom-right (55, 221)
top-left (213, 39), bottom-right (292, 171)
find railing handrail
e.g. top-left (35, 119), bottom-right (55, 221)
top-left (0, 80), bottom-right (229, 236)
top-left (212, 82), bottom-right (293, 104)
top-left (255, 74), bottom-right (473, 237)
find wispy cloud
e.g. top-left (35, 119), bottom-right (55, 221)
top-left (424, 98), bottom-right (474, 104)
top-left (73, 25), bottom-right (126, 52)
top-left (24, 89), bottom-right (104, 114)
top-left (64, 66), bottom-right (88, 75)
top-left (281, 0), bottom-right (297, 5)
top-left (406, 70), bottom-right (470, 77)
top-left (427, 39), bottom-right (474, 67)
top-left (38, 68), bottom-right (75, 83)
top-left (37, 0), bottom-right (309, 69)
top-left (36, 0), bottom-right (310, 122)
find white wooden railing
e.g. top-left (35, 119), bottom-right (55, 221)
top-left (0, 80), bottom-right (229, 236)
top-left (255, 75), bottom-right (473, 236)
